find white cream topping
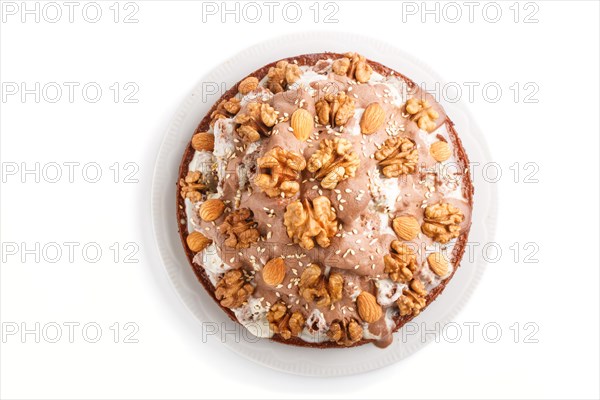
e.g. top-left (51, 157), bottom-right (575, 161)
top-left (193, 243), bottom-right (232, 285)
top-left (293, 68), bottom-right (328, 89)
top-left (241, 87), bottom-right (273, 106)
top-left (376, 278), bottom-right (406, 307)
top-left (188, 150), bottom-right (215, 173)
top-left (184, 199), bottom-right (196, 233)
top-left (384, 308), bottom-right (398, 331)
top-left (362, 324), bottom-right (382, 341)
top-left (347, 108), bottom-right (364, 136)
top-left (369, 71), bottom-right (385, 83)
top-left (213, 118), bottom-right (236, 191)
top-left (299, 309), bottom-right (329, 343)
top-left (369, 172), bottom-right (402, 213)
top-left (349, 284), bottom-right (361, 301)
top-left (233, 296), bottom-right (272, 338)
top-left (381, 76), bottom-right (409, 107)
top-left (368, 209), bottom-right (394, 236)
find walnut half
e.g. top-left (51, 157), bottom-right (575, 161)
top-left (327, 318), bottom-right (363, 346)
top-left (215, 269), bottom-right (254, 309)
top-left (234, 102), bottom-right (278, 143)
top-left (298, 264), bottom-right (344, 308)
top-left (217, 208), bottom-right (260, 249)
top-left (314, 92), bottom-right (355, 127)
top-left (254, 146), bottom-right (306, 198)
top-left (397, 278), bottom-right (427, 317)
top-left (331, 52), bottom-right (373, 83)
top-left (267, 302), bottom-right (305, 340)
top-left (179, 171), bottom-right (206, 202)
top-left (210, 98), bottom-right (241, 126)
top-left (405, 98), bottom-right (439, 133)
top-left (374, 137), bottom-right (418, 178)
top-left (421, 202), bottom-right (464, 244)
top-left (283, 196), bottom-right (338, 250)
top-left (307, 138), bottom-right (360, 189)
top-left (384, 241), bottom-right (418, 283)
top-left (267, 60), bottom-right (302, 93)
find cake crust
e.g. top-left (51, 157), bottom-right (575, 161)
top-left (176, 52), bottom-right (474, 348)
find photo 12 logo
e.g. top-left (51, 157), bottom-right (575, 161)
top-left (1, 82), bottom-right (140, 104)
top-left (400, 1), bottom-right (540, 24)
top-left (1, 241), bottom-right (140, 264)
top-left (1, 161), bottom-right (140, 184)
top-left (2, 322), bottom-right (140, 343)
top-left (201, 1), bottom-right (340, 23)
top-left (1, 1), bottom-right (140, 23)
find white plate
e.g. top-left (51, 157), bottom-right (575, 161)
top-left (151, 31), bottom-right (497, 377)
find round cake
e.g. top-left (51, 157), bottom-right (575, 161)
top-left (177, 52), bottom-right (473, 348)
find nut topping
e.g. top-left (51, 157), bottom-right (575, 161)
top-left (405, 98), bottom-right (439, 133)
top-left (374, 137), bottom-right (418, 178)
top-left (215, 269), bottom-right (254, 309)
top-left (236, 125), bottom-right (261, 143)
top-left (235, 102), bottom-right (278, 143)
top-left (421, 203), bottom-right (464, 244)
top-left (191, 132), bottom-right (214, 152)
top-left (384, 240), bottom-right (418, 283)
top-left (332, 52), bottom-right (373, 83)
top-left (314, 92), bottom-right (355, 127)
top-left (327, 318), bottom-right (363, 346)
top-left (307, 138), bottom-right (360, 189)
top-left (262, 258), bottom-right (287, 287)
top-left (298, 264), bottom-right (343, 307)
top-left (218, 208), bottom-right (260, 249)
top-left (254, 146), bottom-right (306, 198)
top-left (430, 141), bottom-right (452, 162)
top-left (179, 171), bottom-right (206, 202)
top-left (392, 215), bottom-right (420, 240)
top-left (186, 231), bottom-right (212, 253)
top-left (284, 196), bottom-right (338, 250)
top-left (199, 199), bottom-right (225, 222)
top-left (356, 292), bottom-right (383, 323)
top-left (260, 103), bottom-right (278, 127)
top-left (267, 60), bottom-right (302, 93)
top-left (327, 273), bottom-right (344, 303)
top-left (290, 108), bottom-right (314, 142)
top-left (238, 76), bottom-right (259, 95)
top-left (427, 252), bottom-right (449, 277)
top-left (210, 98), bottom-right (241, 126)
top-left (397, 278), bottom-right (427, 317)
top-left (267, 302), bottom-right (305, 339)
top-left (360, 102), bottom-right (386, 135)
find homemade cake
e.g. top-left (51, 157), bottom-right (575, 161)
top-left (177, 52), bottom-right (473, 348)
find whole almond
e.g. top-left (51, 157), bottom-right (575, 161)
top-left (430, 141), bottom-right (451, 162)
top-left (427, 252), bottom-right (449, 276)
top-left (290, 108), bottom-right (313, 141)
top-left (192, 132), bottom-right (214, 152)
top-left (356, 291), bottom-right (382, 323)
top-left (360, 102), bottom-right (385, 134)
top-left (238, 76), bottom-right (259, 95)
top-left (393, 215), bottom-right (420, 240)
top-left (262, 258), bottom-right (286, 286)
top-left (199, 199), bottom-right (225, 222)
top-left (186, 231), bottom-right (212, 252)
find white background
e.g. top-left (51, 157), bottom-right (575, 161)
top-left (1, 1), bottom-right (599, 399)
